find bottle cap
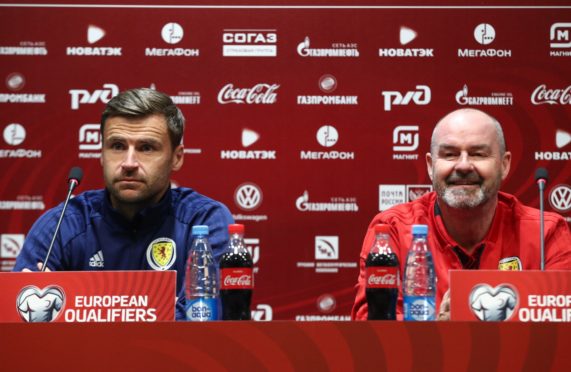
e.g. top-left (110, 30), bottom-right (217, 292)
top-left (228, 224), bottom-right (245, 234)
top-left (373, 224), bottom-right (390, 234)
top-left (412, 224), bottom-right (428, 235)
top-left (192, 225), bottom-right (209, 236)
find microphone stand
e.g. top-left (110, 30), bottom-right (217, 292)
top-left (538, 179), bottom-right (545, 271)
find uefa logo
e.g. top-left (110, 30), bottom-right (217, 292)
top-left (17, 285), bottom-right (65, 322)
top-left (3, 123), bottom-right (26, 146)
top-left (161, 22), bottom-right (184, 44)
top-left (318, 74), bottom-right (337, 93)
top-left (469, 284), bottom-right (517, 321)
top-left (474, 23), bottom-right (495, 45)
top-left (234, 183), bottom-right (263, 211)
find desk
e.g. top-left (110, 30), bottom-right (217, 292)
top-left (1, 321), bottom-right (569, 371)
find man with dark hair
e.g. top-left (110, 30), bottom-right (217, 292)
top-left (14, 88), bottom-right (234, 320)
top-left (351, 108), bottom-right (571, 321)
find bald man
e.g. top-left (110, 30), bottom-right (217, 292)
top-left (351, 108), bottom-right (571, 321)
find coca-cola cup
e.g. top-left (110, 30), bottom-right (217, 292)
top-left (365, 224), bottom-right (400, 320)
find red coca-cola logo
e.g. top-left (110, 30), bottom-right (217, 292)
top-left (365, 267), bottom-right (399, 289)
top-left (531, 84), bottom-right (571, 105)
top-left (221, 268), bottom-right (254, 289)
top-left (217, 83), bottom-right (279, 104)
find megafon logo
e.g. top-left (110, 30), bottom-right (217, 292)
top-left (3, 123), bottom-right (25, 146)
top-left (161, 22), bottom-right (184, 44)
top-left (381, 85), bottom-right (430, 111)
top-left (316, 125), bottom-right (338, 148)
top-left (69, 83), bottom-right (119, 110)
top-left (474, 23), bottom-right (495, 45)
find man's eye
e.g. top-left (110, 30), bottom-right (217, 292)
top-left (110, 142), bottom-right (124, 150)
top-left (140, 144), bottom-right (154, 152)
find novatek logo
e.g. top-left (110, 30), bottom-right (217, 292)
top-left (218, 83), bottom-right (279, 104)
top-left (17, 285), bottom-right (65, 322)
top-left (222, 29), bottom-right (277, 57)
top-left (234, 183), bottom-right (263, 211)
top-left (297, 36), bottom-right (359, 57)
top-left (379, 184), bottom-right (432, 211)
top-left (0, 40), bottom-right (48, 56)
top-left (69, 83), bottom-right (119, 110)
top-left (220, 128), bottom-right (276, 160)
top-left (145, 22), bottom-right (199, 57)
top-left (0, 73), bottom-right (45, 104)
top-left (78, 123), bottom-right (101, 159)
top-left (531, 84), bottom-right (571, 105)
top-left (297, 75), bottom-right (358, 105)
top-left (296, 190), bottom-right (359, 212)
top-left (3, 123), bottom-right (25, 146)
top-left (455, 84), bottom-right (513, 106)
top-left (458, 23), bottom-right (511, 58)
top-left (315, 236), bottom-right (339, 260)
top-left (6, 73), bottom-right (25, 91)
top-left (381, 85), bottom-right (430, 111)
top-left (379, 26), bottom-right (434, 58)
top-left (550, 23), bottom-right (571, 57)
top-left (67, 25), bottom-right (122, 56)
top-left (469, 284), bottom-right (517, 321)
top-left (392, 125), bottom-right (419, 160)
top-left (251, 304), bottom-right (273, 321)
top-left (549, 185), bottom-right (571, 213)
top-left (1, 123), bottom-right (41, 159)
top-left (316, 125), bottom-right (338, 147)
top-left (534, 129), bottom-right (571, 161)
top-left (1, 234), bottom-right (24, 259)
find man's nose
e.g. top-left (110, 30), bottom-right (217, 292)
top-left (122, 147), bottom-right (139, 169)
top-left (454, 152), bottom-right (474, 173)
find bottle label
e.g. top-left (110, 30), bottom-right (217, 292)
top-left (365, 267), bottom-right (399, 289)
top-left (186, 298), bottom-right (218, 321)
top-left (403, 296), bottom-right (436, 321)
top-left (220, 268), bottom-right (254, 289)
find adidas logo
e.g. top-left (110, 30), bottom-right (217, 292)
top-left (89, 250), bottom-right (104, 268)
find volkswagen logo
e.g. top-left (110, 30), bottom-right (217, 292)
top-left (234, 183), bottom-right (263, 211)
top-left (549, 184), bottom-right (571, 213)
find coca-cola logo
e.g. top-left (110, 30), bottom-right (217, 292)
top-left (218, 83), bottom-right (279, 104)
top-left (531, 84), bottom-right (571, 105)
top-left (223, 274), bottom-right (252, 286)
top-left (367, 273), bottom-right (397, 286)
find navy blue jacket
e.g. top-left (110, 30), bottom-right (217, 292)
top-left (13, 187), bottom-right (234, 320)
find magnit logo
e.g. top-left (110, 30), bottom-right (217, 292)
top-left (531, 84), bottom-right (571, 105)
top-left (69, 83), bottom-right (119, 110)
top-left (300, 125), bottom-right (355, 160)
top-left (218, 83), bottom-right (279, 104)
top-left (67, 25), bottom-right (122, 56)
top-left (550, 23), bottom-right (571, 57)
top-left (455, 84), bottom-right (513, 106)
top-left (379, 184), bottom-right (432, 211)
top-left (534, 129), bottom-right (571, 161)
top-left (297, 74), bottom-right (358, 105)
top-left (458, 23), bottom-right (511, 58)
top-left (381, 85), bottom-right (430, 111)
top-left (78, 124), bottom-right (101, 159)
top-left (1, 123), bottom-right (42, 159)
top-left (145, 22), bottom-right (199, 57)
top-left (222, 29), bottom-right (277, 57)
top-left (392, 125), bottom-right (419, 160)
top-left (297, 36), bottom-right (359, 57)
top-left (220, 128), bottom-right (277, 160)
top-left (0, 73), bottom-right (45, 104)
top-left (549, 184), bottom-right (571, 213)
top-left (379, 26), bottom-right (434, 58)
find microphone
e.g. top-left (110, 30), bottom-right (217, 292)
top-left (535, 168), bottom-right (548, 271)
top-left (41, 167), bottom-right (84, 272)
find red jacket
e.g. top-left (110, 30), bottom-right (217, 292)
top-left (351, 191), bottom-right (571, 320)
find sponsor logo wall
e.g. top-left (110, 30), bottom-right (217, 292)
top-left (1, 5), bottom-right (570, 321)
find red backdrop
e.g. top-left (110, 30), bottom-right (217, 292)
top-left (1, 1), bottom-right (570, 320)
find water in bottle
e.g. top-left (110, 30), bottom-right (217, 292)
top-left (185, 225), bottom-right (219, 321)
top-left (365, 224), bottom-right (400, 320)
top-left (403, 224), bottom-right (436, 321)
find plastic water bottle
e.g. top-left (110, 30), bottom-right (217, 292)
top-left (403, 224), bottom-right (436, 321)
top-left (185, 225), bottom-right (219, 321)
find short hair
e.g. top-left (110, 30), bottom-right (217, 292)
top-left (430, 108), bottom-right (506, 156)
top-left (100, 88), bottom-right (185, 150)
